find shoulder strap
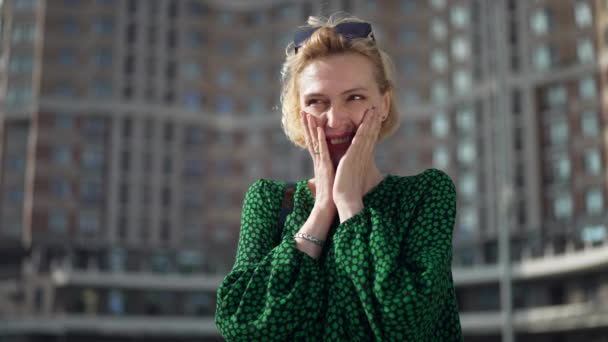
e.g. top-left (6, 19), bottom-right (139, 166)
top-left (277, 181), bottom-right (296, 233)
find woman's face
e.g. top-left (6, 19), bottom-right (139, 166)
top-left (298, 52), bottom-right (390, 166)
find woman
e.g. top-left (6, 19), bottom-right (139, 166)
top-left (215, 15), bottom-right (462, 341)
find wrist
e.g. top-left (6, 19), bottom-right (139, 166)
top-left (335, 199), bottom-right (364, 223)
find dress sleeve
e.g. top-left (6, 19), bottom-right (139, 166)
top-left (214, 179), bottom-right (324, 341)
top-left (332, 169), bottom-right (462, 341)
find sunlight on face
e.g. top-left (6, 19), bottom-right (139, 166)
top-left (297, 53), bottom-right (387, 134)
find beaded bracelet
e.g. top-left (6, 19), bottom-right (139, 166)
top-left (293, 232), bottom-right (325, 247)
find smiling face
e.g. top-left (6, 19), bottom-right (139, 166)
top-left (298, 52), bottom-right (390, 167)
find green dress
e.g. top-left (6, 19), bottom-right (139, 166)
top-left (215, 168), bottom-right (463, 341)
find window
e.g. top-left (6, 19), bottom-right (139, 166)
top-left (453, 69), bottom-right (472, 95)
top-left (581, 224), bottom-right (606, 244)
top-left (530, 8), bottom-right (550, 35)
top-left (399, 28), bottom-right (417, 43)
top-left (457, 140), bottom-right (475, 164)
top-left (8, 55), bottom-right (33, 73)
top-left (431, 50), bottom-right (448, 72)
top-left (546, 85), bottom-right (567, 107)
top-left (451, 37), bottom-right (470, 61)
top-left (581, 111), bottom-right (599, 137)
top-left (81, 179), bottom-right (103, 203)
top-left (574, 2), bottom-right (592, 28)
top-left (216, 96), bottom-right (234, 114)
top-left (401, 0), bottom-right (416, 12)
top-left (181, 62), bottom-right (202, 80)
top-left (49, 210), bottom-right (68, 233)
top-left (430, 18), bottom-right (447, 40)
top-left (91, 81), bottom-right (111, 98)
top-left (584, 148), bottom-right (602, 175)
top-left (52, 179), bottom-right (72, 199)
top-left (108, 290), bottom-right (124, 315)
top-left (247, 41), bottom-right (263, 57)
top-left (456, 108), bottom-right (475, 132)
top-left (431, 81), bottom-right (449, 103)
top-left (218, 11), bottom-right (234, 26)
top-left (83, 117), bottom-right (106, 137)
top-left (450, 5), bottom-right (469, 28)
top-left (82, 145), bottom-right (105, 169)
top-left (6, 87), bottom-right (33, 105)
top-left (549, 119), bottom-right (568, 145)
top-left (182, 91), bottom-right (202, 110)
top-left (400, 57), bottom-right (417, 74)
top-left (554, 193), bottom-right (573, 218)
top-left (11, 24), bottom-right (36, 42)
top-left (54, 145), bottom-right (72, 165)
top-left (460, 206), bottom-right (478, 234)
top-left (459, 173), bottom-right (477, 199)
top-left (186, 30), bottom-right (204, 48)
top-left (585, 188), bottom-right (603, 215)
top-left (553, 155), bottom-right (571, 182)
top-left (94, 48), bottom-right (112, 67)
top-left (93, 18), bottom-right (113, 34)
top-left (59, 48), bottom-right (76, 66)
top-left (248, 70), bottom-right (265, 86)
top-left (79, 209), bottom-right (100, 234)
top-left (62, 17), bottom-right (79, 35)
top-left (579, 76), bottom-right (596, 99)
top-left (177, 250), bottom-right (202, 273)
top-left (534, 44), bottom-right (555, 70)
top-left (430, 0), bottom-right (446, 10)
top-left (433, 145), bottom-right (450, 169)
top-left (55, 114), bottom-right (73, 129)
top-left (217, 70), bottom-right (233, 88)
top-left (577, 38), bottom-right (594, 63)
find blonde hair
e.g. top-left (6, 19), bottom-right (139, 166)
top-left (280, 14), bottom-right (400, 148)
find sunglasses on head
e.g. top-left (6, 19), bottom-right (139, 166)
top-left (293, 21), bottom-right (375, 53)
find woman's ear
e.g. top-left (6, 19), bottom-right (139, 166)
top-left (380, 87), bottom-right (392, 121)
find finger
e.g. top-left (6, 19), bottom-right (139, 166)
top-left (301, 111), bottom-right (315, 156)
top-left (307, 113), bottom-right (320, 157)
top-left (317, 126), bottom-right (330, 162)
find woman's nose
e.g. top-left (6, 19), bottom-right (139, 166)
top-left (325, 105), bottom-right (349, 128)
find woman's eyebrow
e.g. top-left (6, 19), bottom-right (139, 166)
top-left (341, 87), bottom-right (368, 95)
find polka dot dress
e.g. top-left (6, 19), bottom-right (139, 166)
top-left (215, 168), bottom-right (463, 341)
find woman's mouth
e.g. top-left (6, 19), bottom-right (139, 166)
top-left (326, 133), bottom-right (354, 146)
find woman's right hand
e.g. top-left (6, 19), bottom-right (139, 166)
top-left (301, 111), bottom-right (337, 219)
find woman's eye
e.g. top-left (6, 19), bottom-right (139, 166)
top-left (349, 94), bottom-right (366, 101)
top-left (306, 99), bottom-right (324, 106)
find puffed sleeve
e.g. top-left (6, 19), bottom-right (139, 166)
top-left (332, 169), bottom-right (462, 341)
top-left (214, 179), bottom-right (325, 341)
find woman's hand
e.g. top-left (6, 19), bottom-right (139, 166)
top-left (333, 107), bottom-right (382, 222)
top-left (301, 111), bottom-right (337, 220)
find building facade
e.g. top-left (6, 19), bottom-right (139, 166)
top-left (0, 0), bottom-right (607, 341)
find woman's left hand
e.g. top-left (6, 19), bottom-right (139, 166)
top-left (333, 107), bottom-right (383, 222)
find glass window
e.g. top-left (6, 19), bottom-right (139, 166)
top-left (546, 85), bottom-right (567, 107)
top-left (584, 148), bottom-right (602, 175)
top-left (530, 8), bottom-right (550, 35)
top-left (216, 96), bottom-right (234, 114)
top-left (108, 247), bottom-right (125, 271)
top-left (182, 91), bottom-right (201, 110)
top-left (184, 126), bottom-right (203, 146)
top-left (577, 38), bottom-right (594, 63)
top-left (247, 40), bottom-right (263, 57)
top-left (430, 0), bottom-right (446, 10)
top-left (533, 44), bottom-right (554, 70)
top-left (93, 18), bottom-right (113, 34)
top-left (401, 0), bottom-right (416, 12)
top-left (553, 155), bottom-right (571, 181)
top-left (574, 2), bottom-right (592, 28)
top-left (433, 145), bottom-right (450, 169)
top-left (186, 30), bottom-right (204, 48)
top-left (59, 48), bottom-right (76, 66)
top-left (457, 140), bottom-right (475, 164)
top-left (11, 24), bottom-right (36, 42)
top-left (62, 17), bottom-right (79, 35)
top-left (400, 57), bottom-right (417, 74)
top-left (404, 89), bottom-right (419, 105)
top-left (431, 81), bottom-right (449, 103)
top-left (399, 28), bottom-right (417, 43)
top-left (581, 224), bottom-right (606, 244)
top-left (579, 76), bottom-right (596, 99)
top-left (585, 188), bottom-right (603, 215)
top-left (51, 179), bottom-right (71, 199)
top-left (108, 289), bottom-right (124, 314)
top-left (181, 62), bottom-right (202, 80)
top-left (248, 99), bottom-right (265, 115)
top-left (456, 108), bottom-right (475, 132)
top-left (549, 119), bottom-right (568, 144)
top-left (81, 179), bottom-right (103, 203)
top-left (459, 173), bottom-right (477, 199)
top-left (430, 18), bottom-right (447, 40)
top-left (581, 111), bottom-right (599, 137)
top-left (14, 0), bottom-right (37, 9)
top-left (49, 210), bottom-right (68, 233)
top-left (460, 206), bottom-right (478, 234)
top-left (54, 145), bottom-right (71, 165)
top-left (248, 70), bottom-right (265, 86)
top-left (55, 113), bottom-right (73, 129)
top-left (151, 252), bottom-right (171, 273)
top-left (8, 55), bottom-right (33, 73)
top-left (218, 12), bottom-right (234, 26)
top-left (453, 69), bottom-right (471, 95)
top-left (78, 209), bottom-right (100, 233)
top-left (6, 87), bottom-right (33, 105)
top-left (451, 37), bottom-right (470, 61)
top-left (554, 193), bottom-right (573, 218)
top-left (431, 49), bottom-right (448, 72)
top-left (450, 5), bottom-right (469, 28)
top-left (91, 81), bottom-right (111, 98)
top-left (83, 117), bottom-right (106, 137)
top-left (82, 145), bottom-right (105, 169)
top-left (94, 48), bottom-right (112, 67)
top-left (217, 70), bottom-right (233, 88)
top-left (177, 250), bottom-right (202, 273)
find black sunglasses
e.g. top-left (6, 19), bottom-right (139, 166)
top-left (293, 22), bottom-right (375, 53)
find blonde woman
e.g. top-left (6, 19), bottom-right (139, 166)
top-left (215, 15), bottom-right (463, 341)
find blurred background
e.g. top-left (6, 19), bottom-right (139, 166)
top-left (0, 0), bottom-right (607, 341)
